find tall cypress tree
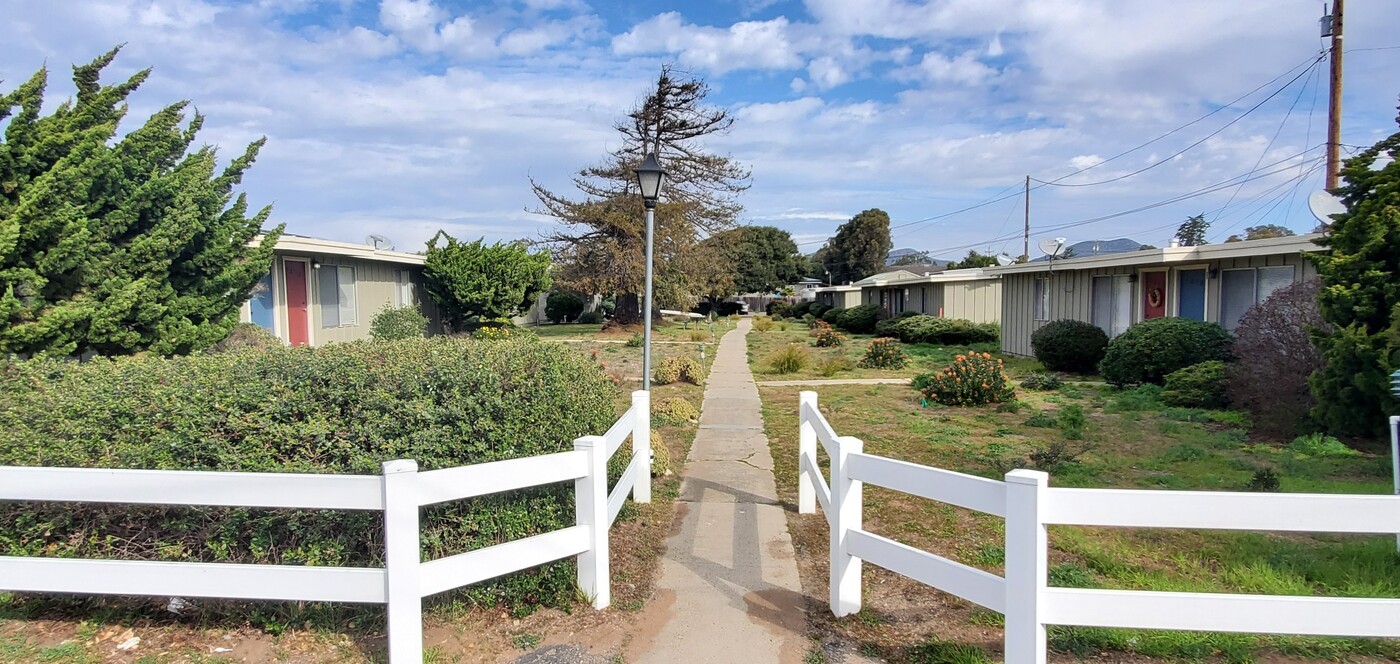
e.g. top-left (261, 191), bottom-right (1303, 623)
top-left (0, 48), bottom-right (280, 357)
top-left (1309, 108), bottom-right (1400, 437)
top-left (822, 208), bottom-right (893, 284)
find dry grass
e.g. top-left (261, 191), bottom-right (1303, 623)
top-left (746, 327), bottom-right (1040, 382)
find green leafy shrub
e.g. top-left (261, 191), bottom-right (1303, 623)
top-left (1029, 442), bottom-right (1090, 473)
top-left (544, 291), bottom-right (585, 324)
top-left (577, 310), bottom-right (605, 324)
top-left (859, 338), bottom-right (909, 369)
top-left (789, 301), bottom-right (813, 318)
top-left (653, 356), bottom-right (705, 386)
top-left (817, 356), bottom-right (852, 377)
top-left (650, 432), bottom-right (671, 476)
top-left (899, 310), bottom-right (920, 319)
top-left (0, 338), bottom-right (615, 613)
top-left (874, 318), bottom-right (902, 337)
top-left (1030, 320), bottom-right (1108, 373)
top-left (767, 344), bottom-right (810, 374)
top-left (1057, 404), bottom-right (1086, 439)
top-left (1162, 361), bottom-right (1228, 408)
top-left (209, 323), bottom-right (282, 353)
top-left (820, 307), bottom-right (846, 326)
top-left (472, 324), bottom-right (518, 341)
top-left (626, 333), bottom-right (644, 348)
top-left (753, 316), bottom-right (774, 332)
top-left (766, 301), bottom-right (794, 317)
top-left (654, 397), bottom-right (700, 425)
top-left (689, 330), bottom-right (709, 342)
top-left (892, 315), bottom-right (998, 345)
top-left (1020, 371), bottom-right (1063, 391)
top-left (1288, 433), bottom-right (1359, 458)
top-left (1024, 410), bottom-right (1057, 427)
top-left (1247, 467), bottom-right (1281, 492)
top-left (837, 304), bottom-right (883, 334)
top-left (369, 304), bottom-right (429, 341)
top-left (1106, 384), bottom-right (1164, 412)
top-left (1099, 317), bottom-right (1233, 386)
top-left (918, 352), bottom-right (1015, 406)
top-left (811, 321), bottom-right (846, 347)
top-left (809, 303), bottom-right (832, 319)
top-left (912, 372), bottom-right (935, 392)
top-left (802, 313), bottom-right (818, 327)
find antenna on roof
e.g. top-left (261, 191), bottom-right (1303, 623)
top-left (366, 234), bottom-right (394, 251)
top-left (1038, 237), bottom-right (1068, 272)
top-left (995, 253), bottom-right (1014, 266)
top-left (1307, 190), bottom-right (1345, 227)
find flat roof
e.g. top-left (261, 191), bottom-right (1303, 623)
top-left (983, 233), bottom-right (1323, 275)
top-left (254, 234), bottom-right (427, 266)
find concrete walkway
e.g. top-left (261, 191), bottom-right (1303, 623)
top-left (633, 318), bottom-right (807, 664)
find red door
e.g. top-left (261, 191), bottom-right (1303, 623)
top-left (1142, 271), bottom-right (1167, 320)
top-left (284, 261), bottom-right (310, 346)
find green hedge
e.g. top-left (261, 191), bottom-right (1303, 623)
top-left (1099, 317), bottom-right (1233, 386)
top-left (1031, 319), bottom-right (1108, 373)
top-left (1162, 360), bottom-right (1229, 408)
top-left (836, 304), bottom-right (883, 334)
top-left (0, 337), bottom-right (616, 612)
top-left (891, 315), bottom-right (999, 345)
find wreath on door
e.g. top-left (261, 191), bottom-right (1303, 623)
top-left (1147, 287), bottom-right (1164, 309)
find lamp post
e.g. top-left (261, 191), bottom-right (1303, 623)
top-left (633, 152), bottom-right (667, 392)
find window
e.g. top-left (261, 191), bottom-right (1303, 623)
top-left (1219, 265), bottom-right (1295, 331)
top-left (1033, 277), bottom-right (1049, 321)
top-left (318, 265), bottom-right (357, 328)
top-left (395, 270), bottom-right (414, 307)
top-left (1091, 275), bottom-right (1132, 337)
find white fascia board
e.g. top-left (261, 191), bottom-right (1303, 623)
top-left (251, 234), bottom-right (427, 266)
top-left (983, 234), bottom-right (1323, 275)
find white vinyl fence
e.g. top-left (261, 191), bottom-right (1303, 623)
top-left (0, 390), bottom-right (653, 664)
top-left (799, 391), bottom-right (1400, 664)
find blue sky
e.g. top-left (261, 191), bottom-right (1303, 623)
top-left (4, 0), bottom-right (1399, 259)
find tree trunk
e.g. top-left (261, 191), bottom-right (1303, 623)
top-left (614, 293), bottom-right (642, 325)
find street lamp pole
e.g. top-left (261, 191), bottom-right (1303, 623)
top-left (633, 152), bottom-right (667, 392)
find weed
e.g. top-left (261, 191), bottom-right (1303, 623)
top-left (1106, 384), bottom-right (1164, 412)
top-left (817, 356), bottom-right (852, 377)
top-left (1207, 410), bottom-right (1251, 427)
top-left (1247, 467), bottom-right (1282, 492)
top-left (905, 636), bottom-right (990, 664)
top-left (512, 633), bottom-right (542, 650)
top-left (1163, 444), bottom-right (1205, 462)
top-left (767, 344), bottom-right (810, 374)
top-left (753, 316), bottom-right (774, 332)
top-left (803, 648), bottom-right (828, 664)
top-left (974, 544), bottom-right (1005, 566)
top-left (1057, 404), bottom-right (1085, 438)
top-left (995, 400), bottom-right (1023, 413)
top-left (1023, 411), bottom-right (1057, 428)
top-left (1020, 371), bottom-right (1063, 391)
top-left (1289, 432), bottom-right (1359, 458)
top-left (689, 330), bottom-right (709, 342)
top-left (1048, 563), bottom-right (1097, 588)
top-left (625, 333), bottom-right (644, 348)
top-left (1162, 407), bottom-right (1211, 422)
top-left (968, 610), bottom-right (1005, 627)
top-left (1028, 441), bottom-right (1091, 473)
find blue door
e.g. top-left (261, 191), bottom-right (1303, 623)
top-left (1178, 269), bottom-right (1206, 321)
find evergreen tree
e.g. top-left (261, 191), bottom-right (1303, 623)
top-left (534, 68), bottom-right (749, 323)
top-left (709, 225), bottom-right (804, 294)
top-left (422, 233), bottom-right (551, 331)
top-left (1309, 110), bottom-right (1400, 437)
top-left (0, 48), bottom-right (279, 357)
top-left (1175, 214), bottom-right (1209, 246)
top-left (822, 208), bottom-right (892, 283)
top-left (947, 249), bottom-right (997, 270)
top-left (1225, 224), bottom-right (1295, 243)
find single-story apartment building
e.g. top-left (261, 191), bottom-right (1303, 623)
top-left (813, 268), bottom-right (1002, 323)
top-left (240, 234), bottom-right (442, 346)
top-left (985, 233), bottom-right (1323, 357)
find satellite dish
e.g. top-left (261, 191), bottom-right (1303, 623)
top-left (1037, 237), bottom-right (1068, 258)
top-left (995, 253), bottom-right (1014, 266)
top-left (1307, 191), bottom-right (1345, 226)
top-left (366, 234), bottom-right (395, 251)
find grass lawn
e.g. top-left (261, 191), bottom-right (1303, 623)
top-left (760, 381), bottom-right (1400, 663)
top-left (745, 324), bottom-right (1042, 381)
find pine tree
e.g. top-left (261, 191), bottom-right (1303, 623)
top-left (822, 209), bottom-right (892, 283)
top-left (0, 48), bottom-right (280, 357)
top-left (533, 68), bottom-right (749, 324)
top-left (1175, 214), bottom-right (1209, 246)
top-left (1309, 109), bottom-right (1400, 437)
top-left (422, 233), bottom-right (551, 331)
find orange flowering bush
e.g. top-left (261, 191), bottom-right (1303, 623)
top-left (859, 337), bottom-right (909, 369)
top-left (811, 320), bottom-right (847, 347)
top-left (919, 351), bottom-right (1015, 406)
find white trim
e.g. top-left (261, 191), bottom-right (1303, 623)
top-left (256, 234), bottom-right (426, 266)
top-left (1171, 263), bottom-right (1211, 321)
top-left (985, 234), bottom-right (1322, 275)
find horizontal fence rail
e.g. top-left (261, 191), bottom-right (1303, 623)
top-left (797, 390), bottom-right (1400, 664)
top-left (0, 390), bottom-right (653, 664)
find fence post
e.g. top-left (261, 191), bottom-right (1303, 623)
top-left (829, 435), bottom-right (863, 616)
top-left (1004, 469), bottom-right (1049, 664)
top-left (575, 435), bottom-right (610, 609)
top-left (381, 459), bottom-right (422, 664)
top-left (798, 391), bottom-right (817, 514)
top-left (633, 390), bottom-right (651, 504)
top-left (1391, 416), bottom-right (1399, 552)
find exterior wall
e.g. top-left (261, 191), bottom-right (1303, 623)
top-left (998, 253), bottom-right (1316, 357)
top-left (943, 280), bottom-right (1002, 323)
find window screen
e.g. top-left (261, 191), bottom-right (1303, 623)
top-left (319, 265), bottom-right (357, 328)
top-left (336, 266), bottom-right (357, 326)
top-left (1091, 275), bottom-right (1131, 336)
top-left (1257, 266), bottom-right (1295, 304)
top-left (1034, 278), bottom-right (1049, 320)
top-left (1091, 276), bottom-right (1113, 333)
top-left (1219, 269), bottom-right (1256, 331)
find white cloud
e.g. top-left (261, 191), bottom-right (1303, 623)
top-left (807, 56), bottom-right (849, 90)
top-left (612, 12), bottom-right (803, 74)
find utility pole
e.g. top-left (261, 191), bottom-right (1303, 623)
top-left (1022, 175), bottom-right (1030, 261)
top-left (1325, 0), bottom-right (1344, 190)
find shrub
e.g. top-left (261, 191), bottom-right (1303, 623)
top-left (874, 318), bottom-right (902, 337)
top-left (1028, 441), bottom-right (1089, 473)
top-left (689, 330), bottom-right (709, 342)
top-left (1247, 467), bottom-right (1281, 492)
top-left (821, 307), bottom-right (846, 326)
top-left (767, 344), bottom-right (810, 374)
top-left (650, 432), bottom-right (671, 476)
top-left (1107, 384), bottom-right (1164, 412)
top-left (918, 352), bottom-right (1015, 406)
top-left (859, 338), bottom-right (909, 369)
top-left (653, 355), bottom-right (705, 386)
top-left (654, 397), bottom-right (700, 425)
top-left (1030, 320), bottom-right (1108, 373)
top-left (472, 324), bottom-right (517, 341)
top-left (802, 313), bottom-right (817, 327)
top-left (809, 303), bottom-right (832, 318)
top-left (789, 301), bottom-right (813, 318)
top-left (1288, 432), bottom-right (1359, 458)
top-left (626, 333), bottom-right (644, 348)
top-left (369, 304), bottom-right (429, 341)
top-left (753, 316), bottom-right (774, 332)
top-left (1162, 361), bottom-right (1228, 409)
top-left (1226, 279), bottom-right (1329, 436)
top-left (1024, 410), bottom-right (1057, 427)
top-left (817, 356), bottom-right (852, 377)
top-left (1099, 317), bottom-right (1233, 386)
top-left (1057, 404), bottom-right (1085, 438)
top-left (811, 321), bottom-right (846, 347)
top-left (544, 291), bottom-right (585, 324)
top-left (912, 372), bottom-right (935, 392)
top-left (837, 304), bottom-right (883, 334)
top-left (578, 310), bottom-right (605, 324)
top-left (1020, 371), bottom-right (1063, 391)
top-left (0, 338), bottom-right (615, 612)
top-left (899, 310), bottom-right (921, 319)
top-left (766, 300), bottom-right (794, 317)
top-left (892, 315), bottom-right (998, 345)
top-left (209, 322), bottom-right (281, 353)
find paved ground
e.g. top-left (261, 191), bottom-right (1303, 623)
top-left (632, 318), bottom-right (809, 664)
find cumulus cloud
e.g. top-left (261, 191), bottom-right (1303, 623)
top-left (611, 12), bottom-right (803, 74)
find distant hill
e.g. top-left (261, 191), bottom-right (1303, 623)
top-left (1031, 238), bottom-right (1145, 261)
top-left (886, 248), bottom-right (950, 267)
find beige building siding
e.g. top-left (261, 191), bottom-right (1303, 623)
top-left (943, 280), bottom-right (1002, 323)
top-left (998, 253), bottom-right (1316, 357)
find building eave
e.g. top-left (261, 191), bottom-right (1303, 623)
top-left (982, 233), bottom-right (1324, 275)
top-left (253, 234), bottom-right (427, 266)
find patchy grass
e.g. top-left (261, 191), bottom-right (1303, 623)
top-left (746, 327), bottom-right (1040, 381)
top-left (760, 381), bottom-right (1400, 662)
